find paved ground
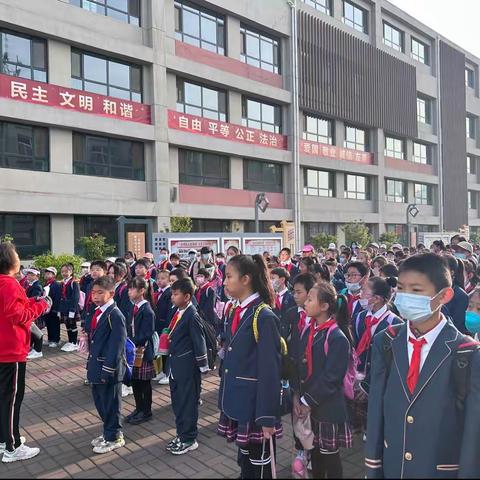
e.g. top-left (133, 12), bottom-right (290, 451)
top-left (1, 340), bottom-right (365, 479)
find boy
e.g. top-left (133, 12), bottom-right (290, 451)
top-left (158, 248), bottom-right (173, 271)
top-left (166, 278), bottom-right (208, 455)
top-left (135, 259), bottom-right (158, 304)
top-left (279, 247), bottom-right (300, 283)
top-left (25, 269), bottom-right (43, 298)
top-left (85, 277), bottom-right (127, 454)
top-left (366, 253), bottom-right (480, 478)
top-left (59, 263), bottom-right (80, 352)
top-left (155, 269), bottom-right (172, 385)
top-left (43, 267), bottom-right (61, 348)
top-left (82, 261), bottom-right (108, 324)
top-left (271, 267), bottom-right (296, 340)
top-left (170, 253), bottom-right (181, 269)
top-left (194, 266), bottom-right (218, 330)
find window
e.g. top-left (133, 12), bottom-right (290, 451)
top-left (242, 98), bottom-right (282, 133)
top-left (73, 133), bottom-right (144, 180)
top-left (385, 179), bottom-right (405, 203)
top-left (413, 142), bottom-right (431, 165)
top-left (417, 96), bottom-right (431, 124)
top-left (467, 116), bottom-right (476, 139)
top-left (411, 37), bottom-right (429, 65)
top-left (0, 122), bottom-right (49, 172)
top-left (177, 78), bottom-right (227, 121)
top-left (343, 0), bottom-right (368, 34)
top-left (74, 215), bottom-right (119, 255)
top-left (70, 0), bottom-right (140, 25)
top-left (244, 159), bottom-right (283, 193)
top-left (345, 174), bottom-right (369, 200)
top-left (241, 25), bottom-right (280, 74)
top-left (303, 0), bottom-right (331, 15)
top-left (386, 224), bottom-right (407, 245)
top-left (467, 155), bottom-right (476, 175)
top-left (466, 67), bottom-right (475, 89)
top-left (0, 214), bottom-right (50, 259)
top-left (174, 0), bottom-right (225, 55)
top-left (244, 220), bottom-right (278, 233)
top-left (0, 30), bottom-right (47, 82)
top-left (303, 114), bottom-right (333, 144)
top-left (192, 218), bottom-right (231, 232)
top-left (414, 183), bottom-right (432, 205)
top-left (344, 125), bottom-right (368, 151)
top-left (304, 169), bottom-right (335, 197)
top-left (468, 191), bottom-right (477, 210)
top-left (71, 50), bottom-right (142, 102)
top-left (385, 136), bottom-right (404, 159)
top-left (383, 22), bottom-right (403, 52)
top-left (179, 149), bottom-right (229, 188)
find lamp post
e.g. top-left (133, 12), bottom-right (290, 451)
top-left (255, 193), bottom-right (270, 233)
top-left (406, 203), bottom-right (419, 247)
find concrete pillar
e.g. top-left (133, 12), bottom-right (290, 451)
top-left (51, 215), bottom-right (75, 254)
top-left (227, 16), bottom-right (241, 60)
top-left (334, 120), bottom-right (344, 147)
top-left (230, 157), bottom-right (243, 189)
top-left (48, 39), bottom-right (71, 86)
top-left (229, 91), bottom-right (243, 125)
top-left (336, 224), bottom-right (346, 246)
top-left (336, 172), bottom-right (345, 199)
top-left (405, 139), bottom-right (414, 162)
top-left (50, 128), bottom-right (73, 174)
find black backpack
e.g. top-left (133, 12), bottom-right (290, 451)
top-left (197, 314), bottom-right (219, 371)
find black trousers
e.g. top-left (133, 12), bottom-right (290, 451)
top-left (91, 383), bottom-right (122, 442)
top-left (237, 438), bottom-right (276, 479)
top-left (311, 449), bottom-right (343, 479)
top-left (62, 314), bottom-right (78, 344)
top-left (0, 362), bottom-right (26, 452)
top-left (45, 312), bottom-right (60, 343)
top-left (131, 379), bottom-right (152, 414)
top-left (169, 372), bottom-right (200, 443)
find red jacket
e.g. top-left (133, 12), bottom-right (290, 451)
top-left (0, 274), bottom-right (48, 363)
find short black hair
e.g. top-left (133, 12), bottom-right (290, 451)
top-left (280, 247), bottom-right (291, 256)
top-left (92, 276), bottom-right (115, 292)
top-left (398, 253), bottom-right (452, 292)
top-left (109, 262), bottom-right (127, 279)
top-left (90, 260), bottom-right (108, 271)
top-left (293, 273), bottom-right (316, 292)
top-left (135, 258), bottom-right (149, 269)
top-left (170, 253), bottom-right (180, 261)
top-left (171, 277), bottom-right (195, 297)
top-left (197, 267), bottom-right (211, 277)
top-left (129, 277), bottom-right (148, 290)
top-left (271, 266), bottom-right (290, 281)
top-left (380, 263), bottom-right (398, 278)
top-left (432, 240), bottom-right (446, 251)
top-left (0, 242), bottom-right (18, 275)
top-left (170, 267), bottom-right (188, 280)
top-left (345, 261), bottom-right (368, 277)
top-left (61, 262), bottom-right (74, 271)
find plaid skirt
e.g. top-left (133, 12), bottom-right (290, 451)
top-left (312, 420), bottom-right (353, 453)
top-left (217, 412), bottom-right (283, 447)
top-left (348, 380), bottom-right (369, 434)
top-left (132, 360), bottom-right (155, 381)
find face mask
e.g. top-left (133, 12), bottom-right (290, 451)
top-left (394, 292), bottom-right (440, 324)
top-left (345, 282), bottom-right (361, 295)
top-left (159, 254), bottom-right (167, 262)
top-left (201, 254), bottom-right (210, 261)
top-left (465, 311), bottom-right (480, 333)
top-left (272, 280), bottom-right (281, 292)
top-left (359, 298), bottom-right (369, 309)
top-left (454, 252), bottom-right (467, 260)
top-left (226, 255), bottom-right (233, 262)
top-left (189, 254), bottom-right (196, 261)
top-left (351, 256), bottom-right (357, 262)
top-left (126, 258), bottom-right (134, 266)
top-left (339, 257), bottom-right (347, 265)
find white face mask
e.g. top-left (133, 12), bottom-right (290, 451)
top-left (394, 292), bottom-right (440, 324)
top-left (359, 298), bottom-right (369, 309)
top-left (272, 279), bottom-right (281, 292)
top-left (345, 282), bottom-right (361, 294)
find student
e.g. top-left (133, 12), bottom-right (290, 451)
top-left (79, 262), bottom-right (92, 294)
top-left (82, 260), bottom-right (108, 326)
top-left (371, 256), bottom-right (388, 277)
top-left (464, 259), bottom-right (478, 294)
top-left (365, 253), bottom-right (480, 478)
top-left (270, 266), bottom-right (295, 339)
top-left (158, 248), bottom-right (173, 271)
top-left (85, 276), bottom-right (127, 454)
top-left (108, 263), bottom-right (131, 320)
top-left (43, 267), bottom-right (62, 348)
top-left (165, 278), bottom-right (209, 455)
top-left (299, 256), bottom-right (316, 275)
top-left (194, 266), bottom-right (218, 330)
top-left (379, 263), bottom-right (399, 280)
top-left (124, 251), bottom-right (137, 279)
top-left (292, 281), bottom-right (353, 479)
top-left (125, 278), bottom-right (156, 425)
top-left (443, 255), bottom-right (469, 334)
top-left (465, 288), bottom-right (480, 338)
top-left (226, 245), bottom-right (241, 262)
top-left (279, 247), bottom-right (300, 283)
top-left (313, 263), bottom-right (331, 284)
top-left (189, 247), bottom-right (213, 280)
top-left (134, 259), bottom-right (157, 306)
top-left (342, 261), bottom-right (369, 319)
top-left (24, 269), bottom-right (43, 298)
top-left (155, 269), bottom-right (172, 385)
top-left (59, 263), bottom-right (81, 353)
top-left (170, 253), bottom-right (181, 269)
top-left (218, 255), bottom-right (282, 479)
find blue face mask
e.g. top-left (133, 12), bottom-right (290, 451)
top-left (454, 252), bottom-right (467, 260)
top-left (394, 292), bottom-right (440, 324)
top-left (465, 311), bottom-right (480, 333)
top-left (159, 254), bottom-right (167, 262)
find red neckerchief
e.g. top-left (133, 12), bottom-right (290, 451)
top-left (347, 293), bottom-right (360, 316)
top-left (305, 318), bottom-right (336, 380)
top-left (231, 299), bottom-right (257, 335)
top-left (62, 278), bottom-right (73, 298)
top-left (298, 310), bottom-right (307, 333)
top-left (281, 262), bottom-right (293, 273)
top-left (195, 281), bottom-right (213, 303)
top-left (44, 278), bottom-right (55, 287)
top-left (355, 309), bottom-right (389, 357)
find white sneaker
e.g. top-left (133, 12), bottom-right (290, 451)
top-left (61, 343), bottom-right (78, 353)
top-left (153, 372), bottom-right (164, 381)
top-left (60, 342), bottom-right (72, 352)
top-left (2, 444), bottom-right (40, 463)
top-left (158, 376), bottom-right (170, 385)
top-left (91, 435), bottom-right (104, 448)
top-left (27, 350), bottom-right (43, 360)
top-left (48, 342), bottom-right (58, 348)
top-left (121, 385), bottom-right (133, 397)
top-left (93, 437), bottom-right (125, 454)
top-left (0, 437), bottom-right (25, 455)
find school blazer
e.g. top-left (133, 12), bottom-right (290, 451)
top-left (59, 280), bottom-right (80, 316)
top-left (155, 287), bottom-right (172, 332)
top-left (114, 282), bottom-right (131, 321)
top-left (26, 281), bottom-right (43, 299)
top-left (273, 290), bottom-right (296, 340)
top-left (168, 305), bottom-right (208, 381)
top-left (46, 281), bottom-right (61, 313)
top-left (128, 302), bottom-right (155, 363)
top-left (86, 304), bottom-right (126, 384)
top-left (366, 320), bottom-right (480, 479)
top-left (285, 307), bottom-right (306, 381)
top-left (218, 298), bottom-right (282, 428)
top-left (291, 325), bottom-right (350, 424)
top-left (196, 286), bottom-right (217, 329)
top-left (443, 285), bottom-right (469, 334)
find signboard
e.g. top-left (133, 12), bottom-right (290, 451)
top-left (168, 110), bottom-right (287, 150)
top-left (127, 232), bottom-right (146, 259)
top-left (300, 139), bottom-right (373, 165)
top-left (222, 238), bottom-right (241, 253)
top-left (0, 73), bottom-right (151, 124)
top-left (243, 237), bottom-right (282, 256)
top-left (169, 238), bottom-right (220, 260)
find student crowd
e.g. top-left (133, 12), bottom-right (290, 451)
top-left (1, 234), bottom-right (480, 479)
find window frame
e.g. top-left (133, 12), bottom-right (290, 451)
top-left (240, 24), bottom-right (280, 74)
top-left (467, 115), bottom-right (477, 139)
top-left (344, 174), bottom-right (370, 200)
top-left (70, 0), bottom-right (141, 26)
top-left (302, 0), bottom-right (331, 15)
top-left (384, 136), bottom-right (405, 159)
top-left (344, 125), bottom-right (368, 151)
top-left (466, 67), bottom-right (475, 89)
top-left (385, 178), bottom-right (406, 203)
top-left (414, 183), bottom-right (432, 205)
top-left (342, 0), bottom-right (368, 34)
top-left (178, 149), bottom-right (230, 188)
top-left (413, 142), bottom-right (431, 165)
top-left (304, 169), bottom-right (335, 197)
top-left (243, 159), bottom-right (283, 193)
top-left (383, 22), bottom-right (404, 52)
top-left (303, 114), bottom-right (333, 145)
top-left (468, 191), bottom-right (477, 210)
top-left (467, 155), bottom-right (476, 175)
top-left (242, 97), bottom-right (282, 134)
top-left (411, 37), bottom-right (429, 65)
top-left (417, 96), bottom-right (431, 124)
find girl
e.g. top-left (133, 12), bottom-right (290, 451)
top-left (59, 263), bottom-right (80, 352)
top-left (293, 282), bottom-right (352, 479)
top-left (218, 255), bottom-right (282, 479)
top-left (464, 260), bottom-right (478, 294)
top-left (443, 255), bottom-right (469, 333)
top-left (465, 287), bottom-right (480, 338)
top-left (108, 263), bottom-right (131, 320)
top-left (125, 278), bottom-right (156, 425)
top-left (299, 257), bottom-right (316, 275)
top-left (342, 261), bottom-right (369, 320)
top-left (371, 256), bottom-right (388, 277)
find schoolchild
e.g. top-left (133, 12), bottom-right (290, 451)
top-left (195, 265), bottom-right (218, 330)
top-left (59, 263), bottom-right (81, 353)
top-left (342, 261), bottom-right (369, 320)
top-left (271, 267), bottom-right (296, 340)
top-left (108, 263), bottom-right (131, 320)
top-left (24, 269), bottom-right (43, 298)
top-left (43, 267), bottom-right (62, 347)
top-left (155, 269), bottom-right (173, 385)
top-left (134, 259), bottom-right (158, 306)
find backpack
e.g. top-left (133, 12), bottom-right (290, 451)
top-left (382, 323), bottom-right (480, 410)
top-left (196, 313), bottom-right (219, 370)
top-left (324, 325), bottom-right (359, 401)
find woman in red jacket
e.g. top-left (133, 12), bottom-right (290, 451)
top-left (0, 242), bottom-right (50, 463)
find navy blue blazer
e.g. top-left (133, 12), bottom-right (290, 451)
top-left (273, 290), bottom-right (296, 340)
top-left (155, 287), bottom-right (172, 332)
top-left (443, 285), bottom-right (469, 334)
top-left (80, 274), bottom-right (93, 294)
top-left (285, 306), bottom-right (306, 381)
top-left (26, 280), bottom-right (43, 298)
top-left (114, 282), bottom-right (131, 320)
top-left (218, 297), bottom-right (282, 428)
top-left (128, 302), bottom-right (155, 363)
top-left (59, 279), bottom-right (80, 316)
top-left (86, 303), bottom-right (126, 384)
top-left (332, 268), bottom-right (346, 293)
top-left (366, 320), bottom-right (480, 478)
top-left (168, 304), bottom-right (208, 381)
top-left (195, 285), bottom-right (217, 329)
top-left (291, 323), bottom-right (350, 423)
top-left (44, 280), bottom-right (61, 313)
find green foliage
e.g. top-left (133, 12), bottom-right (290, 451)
top-left (341, 221), bottom-right (372, 248)
top-left (311, 233), bottom-right (338, 250)
top-left (170, 216), bottom-right (193, 233)
top-left (0, 234), bottom-right (14, 243)
top-left (33, 253), bottom-right (84, 279)
top-left (379, 231), bottom-right (399, 249)
top-left (77, 234), bottom-right (115, 261)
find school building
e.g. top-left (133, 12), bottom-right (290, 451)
top-left (1, 0), bottom-right (480, 258)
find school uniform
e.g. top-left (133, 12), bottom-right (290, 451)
top-left (43, 279), bottom-right (62, 343)
top-left (218, 293), bottom-right (282, 479)
top-left (80, 274), bottom-right (93, 294)
top-left (365, 317), bottom-right (480, 478)
top-left (114, 281), bottom-right (131, 321)
top-left (443, 285), bottom-right (469, 334)
top-left (80, 280), bottom-right (96, 328)
top-left (281, 261), bottom-right (300, 286)
top-left (26, 280), bottom-right (43, 299)
top-left (59, 277), bottom-right (80, 345)
top-left (155, 287), bottom-right (172, 375)
top-left (332, 267), bottom-right (346, 293)
top-left (195, 282), bottom-right (218, 332)
top-left (158, 259), bottom-right (173, 272)
top-left (273, 287), bottom-right (296, 341)
top-left (85, 300), bottom-right (126, 443)
top-left (168, 303), bottom-right (208, 443)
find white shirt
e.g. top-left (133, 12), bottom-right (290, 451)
top-left (298, 306), bottom-right (311, 336)
top-left (407, 316), bottom-right (447, 371)
top-left (134, 299), bottom-right (148, 310)
top-left (366, 305), bottom-right (389, 337)
top-left (95, 298), bottom-right (115, 321)
top-left (277, 287), bottom-right (289, 306)
top-left (239, 292), bottom-right (260, 318)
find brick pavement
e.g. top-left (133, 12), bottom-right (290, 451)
top-left (0, 343), bottom-right (365, 479)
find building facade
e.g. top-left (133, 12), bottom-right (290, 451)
top-left (0, 0), bottom-right (479, 258)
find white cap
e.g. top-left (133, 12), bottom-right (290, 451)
top-left (25, 268), bottom-right (40, 276)
top-left (45, 267), bottom-right (57, 276)
top-left (380, 244), bottom-right (387, 249)
top-left (81, 262), bottom-right (91, 268)
top-left (106, 257), bottom-right (117, 263)
top-left (392, 243), bottom-right (403, 250)
top-left (188, 249), bottom-right (197, 255)
top-left (328, 243), bottom-right (337, 250)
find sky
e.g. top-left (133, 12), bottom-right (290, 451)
top-left (389, 0), bottom-right (480, 58)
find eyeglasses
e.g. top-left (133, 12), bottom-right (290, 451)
top-left (345, 273), bottom-right (362, 279)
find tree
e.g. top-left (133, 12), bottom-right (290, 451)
top-left (379, 231), bottom-right (399, 249)
top-left (341, 221), bottom-right (372, 248)
top-left (170, 216), bottom-right (192, 233)
top-left (34, 253), bottom-right (84, 279)
top-left (0, 234), bottom-right (14, 243)
top-left (311, 233), bottom-right (338, 250)
top-left (77, 234), bottom-right (115, 261)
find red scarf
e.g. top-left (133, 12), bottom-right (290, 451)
top-left (347, 293), bottom-right (360, 316)
top-left (356, 309), bottom-right (390, 357)
top-left (231, 300), bottom-right (256, 335)
top-left (167, 309), bottom-right (182, 337)
top-left (62, 278), bottom-right (73, 299)
top-left (298, 310), bottom-right (307, 333)
top-left (281, 262), bottom-right (293, 273)
top-left (44, 278), bottom-right (55, 287)
top-left (195, 281), bottom-right (213, 303)
top-left (305, 318), bottom-right (336, 380)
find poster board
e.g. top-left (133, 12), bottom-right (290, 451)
top-left (243, 237), bottom-right (282, 256)
top-left (169, 238), bottom-right (220, 260)
top-left (127, 232), bottom-right (146, 259)
top-left (222, 237), bottom-right (242, 253)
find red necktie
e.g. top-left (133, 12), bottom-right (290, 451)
top-left (347, 294), bottom-right (360, 316)
top-left (407, 337), bottom-right (427, 394)
top-left (275, 294), bottom-right (282, 310)
top-left (62, 279), bottom-right (72, 298)
top-left (356, 315), bottom-right (381, 357)
top-left (133, 304), bottom-right (139, 317)
top-left (231, 305), bottom-right (246, 335)
top-left (168, 310), bottom-right (181, 335)
top-left (298, 310), bottom-right (307, 333)
top-left (305, 318), bottom-right (336, 380)
top-left (90, 308), bottom-right (102, 336)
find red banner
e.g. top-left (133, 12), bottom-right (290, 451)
top-left (168, 110), bottom-right (287, 150)
top-left (0, 73), bottom-right (151, 124)
top-left (300, 139), bottom-right (373, 164)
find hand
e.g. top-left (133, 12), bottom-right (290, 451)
top-left (262, 426), bottom-right (275, 439)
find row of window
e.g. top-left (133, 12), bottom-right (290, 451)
top-left (70, 0), bottom-right (140, 25)
top-left (384, 179), bottom-right (433, 205)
